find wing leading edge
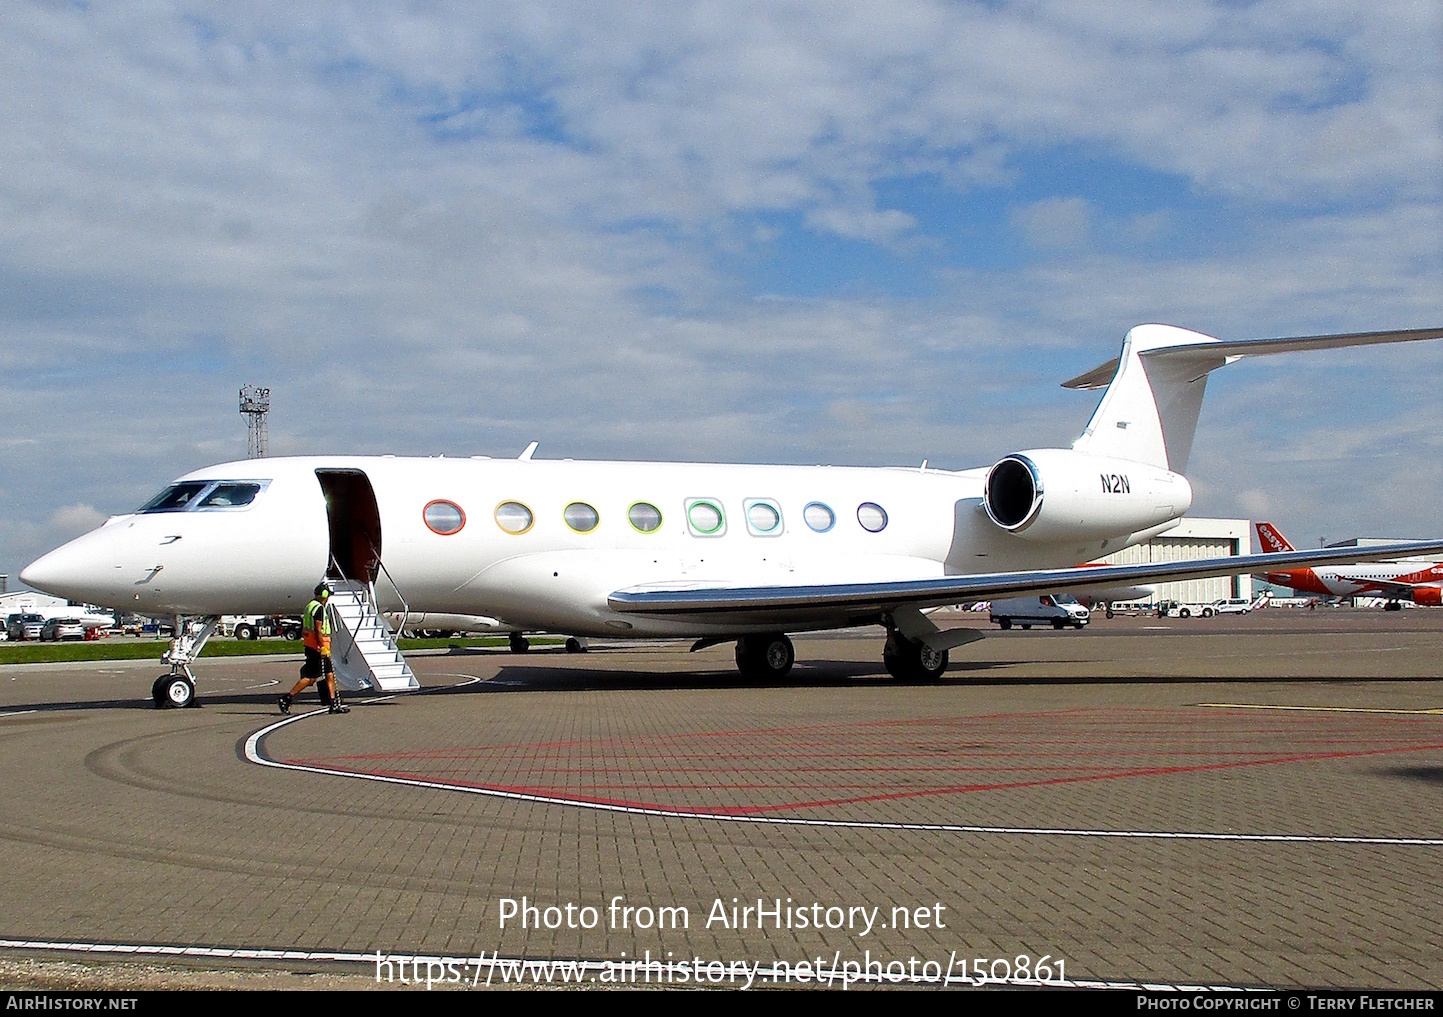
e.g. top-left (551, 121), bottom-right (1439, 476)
top-left (608, 540), bottom-right (1443, 617)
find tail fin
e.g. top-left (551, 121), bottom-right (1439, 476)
top-left (1066, 324), bottom-right (1443, 473)
top-left (1255, 522), bottom-right (1296, 553)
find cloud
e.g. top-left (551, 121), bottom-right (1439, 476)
top-left (48, 504), bottom-right (107, 538)
top-left (1011, 197), bottom-right (1093, 252)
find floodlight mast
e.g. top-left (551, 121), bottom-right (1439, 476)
top-left (239, 385), bottom-right (270, 459)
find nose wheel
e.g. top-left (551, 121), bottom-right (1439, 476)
top-left (152, 673), bottom-right (196, 709)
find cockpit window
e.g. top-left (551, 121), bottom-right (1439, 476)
top-left (197, 483), bottom-right (262, 509)
top-left (139, 482), bottom-right (210, 513)
top-left (138, 480), bottom-right (268, 513)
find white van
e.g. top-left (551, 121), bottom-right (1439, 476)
top-left (989, 594), bottom-right (1090, 630)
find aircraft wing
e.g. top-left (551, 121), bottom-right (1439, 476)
top-left (1350, 577), bottom-right (1433, 598)
top-left (608, 540), bottom-right (1443, 617)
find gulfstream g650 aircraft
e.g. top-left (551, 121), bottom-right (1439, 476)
top-left (21, 323), bottom-right (1443, 708)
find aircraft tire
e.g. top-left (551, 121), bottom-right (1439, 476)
top-left (158, 674), bottom-right (194, 709)
top-left (565, 637), bottom-right (587, 653)
top-left (509, 633), bottom-right (530, 653)
top-left (883, 634), bottom-right (948, 680)
top-left (735, 633), bottom-right (793, 680)
top-left (151, 675), bottom-right (169, 708)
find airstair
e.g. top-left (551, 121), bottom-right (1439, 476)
top-left (327, 579), bottom-right (419, 693)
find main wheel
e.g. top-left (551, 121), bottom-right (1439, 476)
top-left (883, 633), bottom-right (948, 680)
top-left (565, 637), bottom-right (587, 653)
top-left (509, 633), bottom-right (531, 653)
top-left (156, 674), bottom-right (194, 709)
top-left (735, 633), bottom-right (794, 680)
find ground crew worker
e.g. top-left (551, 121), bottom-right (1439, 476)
top-left (278, 582), bottom-right (348, 715)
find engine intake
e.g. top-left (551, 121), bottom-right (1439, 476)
top-left (983, 449), bottom-right (1191, 542)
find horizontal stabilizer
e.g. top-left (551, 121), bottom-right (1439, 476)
top-left (609, 539), bottom-right (1443, 617)
top-left (1063, 326), bottom-right (1443, 391)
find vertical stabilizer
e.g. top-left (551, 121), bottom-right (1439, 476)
top-left (1067, 324), bottom-right (1229, 472)
top-left (1255, 522), bottom-right (1295, 553)
top-left (1065, 323), bottom-right (1443, 473)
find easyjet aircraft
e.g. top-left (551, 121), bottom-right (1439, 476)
top-left (1255, 522), bottom-right (1443, 609)
top-left (20, 323), bottom-right (1443, 708)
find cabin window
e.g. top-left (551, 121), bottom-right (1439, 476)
top-left (686, 499), bottom-right (726, 536)
top-left (744, 499), bottom-right (783, 536)
top-left (628, 502), bottom-right (663, 533)
top-left (564, 502), bottom-right (600, 533)
top-left (197, 482), bottom-right (262, 509)
top-left (857, 502), bottom-right (888, 533)
top-left (803, 502), bottom-right (835, 532)
top-left (423, 500), bottom-right (466, 535)
top-left (494, 501), bottom-right (534, 534)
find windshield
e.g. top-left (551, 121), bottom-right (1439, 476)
top-left (197, 483), bottom-right (261, 508)
top-left (139, 482), bottom-right (210, 513)
top-left (139, 480), bottom-right (267, 513)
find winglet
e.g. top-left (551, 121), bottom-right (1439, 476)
top-left (518, 441), bottom-right (539, 461)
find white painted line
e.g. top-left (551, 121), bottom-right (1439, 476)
top-left (242, 679), bottom-right (280, 690)
top-left (243, 698), bottom-right (1443, 848)
top-left (0, 937), bottom-right (1250, 990)
top-left (1200, 703), bottom-right (1443, 716)
top-left (0, 709), bottom-right (38, 718)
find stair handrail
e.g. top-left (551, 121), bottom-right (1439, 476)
top-left (370, 547), bottom-right (411, 640)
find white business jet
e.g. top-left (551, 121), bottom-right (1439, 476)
top-left (20, 323), bottom-right (1443, 708)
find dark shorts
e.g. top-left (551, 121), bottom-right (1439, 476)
top-left (300, 647), bottom-right (334, 679)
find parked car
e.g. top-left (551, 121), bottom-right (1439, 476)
top-left (6, 613), bottom-right (45, 641)
top-left (990, 594), bottom-right (1090, 630)
top-left (40, 617), bottom-right (87, 641)
top-left (1203, 598), bottom-right (1254, 617)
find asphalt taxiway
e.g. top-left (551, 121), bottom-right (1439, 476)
top-left (2, 610), bottom-right (1442, 989)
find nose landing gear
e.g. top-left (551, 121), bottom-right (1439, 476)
top-left (151, 616), bottom-right (218, 708)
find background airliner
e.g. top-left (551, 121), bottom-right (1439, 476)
top-left (1255, 522), bottom-right (1443, 608)
top-left (20, 323), bottom-right (1443, 708)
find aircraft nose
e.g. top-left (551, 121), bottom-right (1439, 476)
top-left (20, 529), bottom-right (121, 604)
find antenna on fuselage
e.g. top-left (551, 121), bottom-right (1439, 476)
top-left (239, 385), bottom-right (271, 458)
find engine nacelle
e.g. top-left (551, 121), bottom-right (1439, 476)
top-left (983, 448), bottom-right (1192, 542)
top-left (1413, 587), bottom-right (1442, 607)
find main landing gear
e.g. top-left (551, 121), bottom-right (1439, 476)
top-left (508, 632), bottom-right (531, 653)
top-left (152, 616), bottom-right (218, 709)
top-left (882, 630), bottom-right (949, 680)
top-left (735, 632), bottom-right (795, 680)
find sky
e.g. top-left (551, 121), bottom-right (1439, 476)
top-left (1, 1), bottom-right (1440, 584)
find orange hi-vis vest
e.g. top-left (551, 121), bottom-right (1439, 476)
top-left (302, 598), bottom-right (331, 655)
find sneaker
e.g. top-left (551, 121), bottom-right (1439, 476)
top-left (278, 693), bottom-right (291, 715)
top-left (328, 702), bottom-right (350, 715)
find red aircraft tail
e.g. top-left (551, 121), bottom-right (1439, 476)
top-left (1254, 521), bottom-right (1296, 553)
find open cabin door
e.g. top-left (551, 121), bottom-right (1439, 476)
top-left (313, 468), bottom-right (418, 694)
top-left (315, 469), bottom-right (381, 584)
